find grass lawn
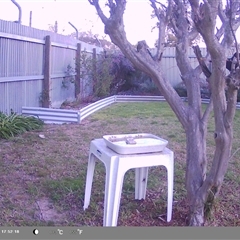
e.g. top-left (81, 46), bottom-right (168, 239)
top-left (0, 102), bottom-right (239, 226)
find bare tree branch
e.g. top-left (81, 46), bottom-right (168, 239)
top-left (220, 0), bottom-right (240, 47)
top-left (218, 1), bottom-right (227, 24)
top-left (88, 0), bottom-right (107, 24)
top-left (149, 0), bottom-right (173, 61)
top-left (192, 45), bottom-right (211, 78)
top-left (216, 2), bottom-right (228, 41)
top-left (189, 0), bottom-right (227, 84)
top-left (189, 27), bottom-right (199, 43)
top-left (88, 0), bottom-right (108, 24)
top-left (149, 0), bottom-right (162, 19)
top-left (228, 0), bottom-right (239, 67)
top-left (202, 98), bottom-right (213, 125)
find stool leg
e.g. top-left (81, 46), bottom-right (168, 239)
top-left (103, 157), bottom-right (119, 227)
top-left (167, 154), bottom-right (174, 222)
top-left (83, 153), bottom-right (96, 210)
top-left (109, 168), bottom-right (126, 226)
top-left (135, 167), bottom-right (149, 200)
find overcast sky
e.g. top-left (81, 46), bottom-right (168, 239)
top-left (0, 0), bottom-right (157, 47)
top-left (0, 0), bottom-right (239, 48)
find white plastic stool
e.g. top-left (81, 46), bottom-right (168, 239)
top-left (83, 138), bottom-right (174, 226)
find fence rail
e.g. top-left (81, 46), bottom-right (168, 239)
top-left (21, 95), bottom-right (240, 124)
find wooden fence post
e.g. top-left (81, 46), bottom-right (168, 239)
top-left (92, 48), bottom-right (97, 94)
top-left (75, 43), bottom-right (81, 99)
top-left (43, 35), bottom-right (51, 108)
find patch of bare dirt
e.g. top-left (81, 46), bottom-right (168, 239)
top-left (36, 198), bottom-right (66, 223)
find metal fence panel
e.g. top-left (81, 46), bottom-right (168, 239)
top-left (0, 38), bottom-right (44, 78)
top-left (0, 83), bottom-right (9, 114)
top-left (22, 107), bottom-right (80, 124)
top-left (25, 79), bottom-right (43, 107)
top-left (6, 81), bottom-right (25, 113)
top-left (115, 95), bottom-right (166, 102)
top-left (50, 77), bottom-right (75, 108)
top-left (51, 46), bottom-right (76, 75)
top-left (161, 47), bottom-right (180, 87)
top-left (0, 19), bottom-right (103, 114)
top-left (80, 96), bottom-right (115, 121)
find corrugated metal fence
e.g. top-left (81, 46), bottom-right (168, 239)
top-left (0, 19), bottom-right (103, 114)
top-left (1, 19), bottom-right (209, 115)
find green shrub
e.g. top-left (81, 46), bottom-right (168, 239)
top-left (0, 112), bottom-right (44, 139)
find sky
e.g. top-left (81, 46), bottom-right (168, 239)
top-left (0, 0), bottom-right (157, 47)
top-left (0, 0), bottom-right (239, 48)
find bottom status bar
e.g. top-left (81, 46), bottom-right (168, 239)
top-left (0, 227), bottom-right (239, 240)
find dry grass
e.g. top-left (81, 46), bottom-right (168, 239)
top-left (0, 102), bottom-right (239, 226)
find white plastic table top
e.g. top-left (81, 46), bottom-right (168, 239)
top-left (84, 138), bottom-right (174, 226)
top-left (90, 138), bottom-right (174, 164)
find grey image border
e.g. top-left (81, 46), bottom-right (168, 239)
top-left (0, 227), bottom-right (240, 240)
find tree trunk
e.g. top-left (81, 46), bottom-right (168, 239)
top-left (184, 110), bottom-right (207, 226)
top-left (185, 111), bottom-right (234, 226)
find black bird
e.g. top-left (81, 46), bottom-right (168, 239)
top-left (226, 52), bottom-right (240, 71)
